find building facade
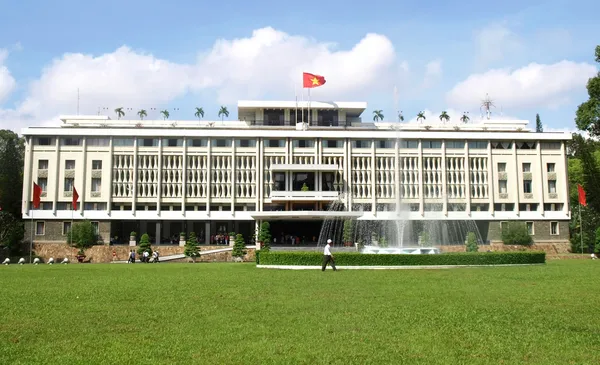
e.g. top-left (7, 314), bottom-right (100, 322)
top-left (21, 100), bottom-right (571, 247)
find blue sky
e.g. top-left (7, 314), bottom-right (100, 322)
top-left (0, 0), bottom-right (598, 131)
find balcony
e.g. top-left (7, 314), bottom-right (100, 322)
top-left (270, 164), bottom-right (339, 171)
top-left (270, 191), bottom-right (339, 201)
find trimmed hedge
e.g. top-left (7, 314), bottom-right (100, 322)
top-left (257, 251), bottom-right (545, 266)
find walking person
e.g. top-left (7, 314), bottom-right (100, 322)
top-left (322, 239), bottom-right (337, 271)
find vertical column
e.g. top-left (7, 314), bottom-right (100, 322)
top-left (182, 137), bottom-right (188, 214)
top-left (204, 222), bottom-right (211, 245)
top-left (255, 139), bottom-right (261, 211)
top-left (346, 139), bottom-right (352, 210)
top-left (132, 137), bottom-right (139, 215)
top-left (536, 141), bottom-right (544, 215)
top-left (395, 138), bottom-right (400, 211)
top-left (487, 140), bottom-right (494, 213)
top-left (513, 140), bottom-right (520, 216)
top-left (155, 222), bottom-right (161, 245)
top-left (157, 138), bottom-right (163, 215)
top-left (418, 140), bottom-right (424, 215)
top-left (371, 140), bottom-right (376, 214)
top-left (107, 137), bottom-right (114, 215)
top-left (464, 141), bottom-right (471, 215)
top-left (22, 136), bottom-right (33, 216)
top-left (206, 138), bottom-right (212, 214)
top-left (80, 138), bottom-right (87, 215)
top-left (316, 138), bottom-right (321, 191)
top-left (561, 141), bottom-right (569, 215)
top-left (231, 139), bottom-right (236, 214)
top-left (441, 140), bottom-right (447, 215)
top-left (52, 137), bottom-right (60, 215)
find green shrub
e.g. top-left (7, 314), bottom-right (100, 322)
top-left (419, 231), bottom-right (430, 246)
top-left (258, 222), bottom-right (272, 252)
top-left (184, 232), bottom-right (200, 262)
top-left (137, 233), bottom-right (152, 256)
top-left (379, 236), bottom-right (388, 248)
top-left (502, 222), bottom-right (533, 246)
top-left (465, 232), bottom-right (478, 252)
top-left (301, 183), bottom-right (309, 191)
top-left (342, 220), bottom-right (354, 244)
top-left (232, 233), bottom-right (247, 258)
top-left (257, 251), bottom-right (545, 266)
top-left (66, 220), bottom-right (97, 255)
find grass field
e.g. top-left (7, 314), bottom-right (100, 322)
top-left (0, 260), bottom-right (598, 364)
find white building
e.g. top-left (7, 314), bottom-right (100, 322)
top-left (21, 100), bottom-right (571, 246)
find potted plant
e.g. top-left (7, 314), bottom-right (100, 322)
top-left (301, 183), bottom-right (309, 192)
top-left (67, 220), bottom-right (98, 263)
top-left (76, 249), bottom-right (86, 263)
top-left (129, 231), bottom-right (137, 246)
top-left (179, 232), bottom-right (186, 247)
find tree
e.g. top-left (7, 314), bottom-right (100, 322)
top-left (439, 111), bottom-right (450, 124)
top-left (0, 130), bottom-right (24, 218)
top-left (460, 112), bottom-right (470, 123)
top-left (218, 106), bottom-right (229, 121)
top-left (465, 232), bottom-right (478, 252)
top-left (160, 110), bottom-right (170, 120)
top-left (137, 109), bottom-right (147, 120)
top-left (137, 233), bottom-right (152, 256)
top-left (232, 233), bottom-right (247, 258)
top-left (535, 113), bottom-right (543, 132)
top-left (372, 110), bottom-right (384, 122)
top-left (575, 45), bottom-right (600, 136)
top-left (114, 107), bottom-right (125, 119)
top-left (417, 111), bottom-right (426, 123)
top-left (501, 222), bottom-right (533, 246)
top-left (0, 211), bottom-right (24, 253)
top-left (67, 220), bottom-right (97, 255)
top-left (258, 221), bottom-right (272, 251)
top-left (194, 107), bottom-right (205, 120)
top-left (579, 139), bottom-right (600, 212)
top-left (184, 232), bottom-right (200, 262)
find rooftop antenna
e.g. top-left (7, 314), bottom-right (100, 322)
top-left (480, 93), bottom-right (495, 120)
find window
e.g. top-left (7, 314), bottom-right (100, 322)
top-left (498, 163), bottom-right (506, 172)
top-left (324, 140), bottom-right (342, 148)
top-left (401, 140), bottom-right (418, 149)
top-left (547, 163), bottom-right (555, 172)
top-left (273, 172), bottom-right (285, 191)
top-left (212, 139), bottom-right (231, 148)
top-left (499, 180), bottom-right (508, 194)
top-left (35, 222), bottom-right (45, 235)
top-left (38, 160), bottom-right (48, 169)
top-left (446, 141), bottom-right (465, 149)
top-left (293, 140), bottom-right (314, 148)
top-left (468, 141), bottom-right (488, 149)
top-left (64, 178), bottom-right (74, 192)
top-left (163, 138), bottom-right (183, 147)
top-left (526, 222), bottom-right (534, 235)
top-left (266, 139), bottom-right (285, 148)
top-left (236, 139), bottom-right (256, 148)
top-left (87, 138), bottom-right (109, 146)
top-left (61, 138), bottom-right (81, 146)
top-left (517, 142), bottom-right (536, 149)
top-left (548, 180), bottom-right (556, 194)
top-left (139, 138), bottom-right (158, 147)
top-left (91, 178), bottom-right (101, 192)
top-left (544, 203), bottom-right (563, 211)
top-left (38, 178), bottom-right (48, 192)
top-left (423, 141), bottom-right (442, 149)
top-left (84, 202), bottom-right (107, 210)
top-left (91, 222), bottom-right (99, 235)
top-left (65, 160), bottom-right (75, 170)
top-left (519, 203), bottom-right (538, 212)
top-left (62, 222), bottom-right (72, 235)
top-left (113, 138), bottom-right (134, 147)
top-left (352, 140), bottom-right (372, 149)
top-left (550, 222), bottom-right (559, 235)
top-left (377, 140), bottom-right (393, 149)
top-left (522, 163), bottom-right (531, 172)
top-left (190, 139), bottom-right (208, 147)
top-left (35, 137), bottom-right (52, 146)
top-left (541, 142), bottom-right (561, 150)
top-left (92, 160), bottom-right (102, 170)
top-left (523, 180), bottom-right (532, 193)
top-left (492, 141), bottom-right (512, 149)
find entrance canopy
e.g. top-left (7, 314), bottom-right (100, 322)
top-left (250, 211), bottom-right (363, 221)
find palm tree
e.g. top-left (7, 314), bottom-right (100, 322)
top-left (460, 112), bottom-right (470, 124)
top-left (114, 107), bottom-right (125, 120)
top-left (137, 109), bottom-right (147, 120)
top-left (218, 106), bottom-right (229, 121)
top-left (417, 111), bottom-right (426, 123)
top-left (398, 111), bottom-right (404, 122)
top-left (194, 107), bottom-right (205, 120)
top-left (160, 110), bottom-right (170, 120)
top-left (439, 111), bottom-right (450, 124)
top-left (372, 110), bottom-right (384, 122)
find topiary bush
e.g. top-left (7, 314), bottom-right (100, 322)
top-left (502, 222), bottom-right (533, 246)
top-left (465, 232), bottom-right (479, 252)
top-left (185, 232), bottom-right (200, 262)
top-left (137, 233), bottom-right (152, 256)
top-left (257, 251), bottom-right (545, 266)
top-left (232, 233), bottom-right (247, 259)
top-left (258, 222), bottom-right (272, 252)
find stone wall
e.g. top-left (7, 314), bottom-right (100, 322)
top-left (439, 242), bottom-right (571, 254)
top-left (31, 242), bottom-right (255, 263)
top-left (24, 220), bottom-right (111, 245)
top-left (485, 220), bottom-right (569, 244)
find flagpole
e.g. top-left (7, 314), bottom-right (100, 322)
top-left (301, 86), bottom-right (304, 125)
top-left (295, 83), bottom-right (298, 125)
top-left (308, 88), bottom-right (311, 126)
top-left (71, 186), bottom-right (74, 248)
top-left (579, 202), bottom-right (583, 255)
top-left (29, 206), bottom-right (34, 263)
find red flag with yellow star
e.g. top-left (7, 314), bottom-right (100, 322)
top-left (303, 72), bottom-right (326, 88)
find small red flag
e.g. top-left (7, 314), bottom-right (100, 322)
top-left (72, 186), bottom-right (79, 210)
top-left (33, 182), bottom-right (42, 209)
top-left (578, 184), bottom-right (587, 207)
top-left (303, 72), bottom-right (326, 88)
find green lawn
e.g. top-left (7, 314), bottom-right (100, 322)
top-left (0, 260), bottom-right (597, 364)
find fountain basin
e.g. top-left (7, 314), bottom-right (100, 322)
top-left (361, 246), bottom-right (440, 255)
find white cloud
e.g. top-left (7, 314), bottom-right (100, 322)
top-left (0, 49), bottom-right (16, 104)
top-left (446, 61), bottom-right (598, 110)
top-left (0, 27), bottom-right (400, 130)
top-left (474, 23), bottom-right (523, 67)
top-left (422, 59), bottom-right (442, 88)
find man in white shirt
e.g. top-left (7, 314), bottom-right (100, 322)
top-left (322, 239), bottom-right (337, 271)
